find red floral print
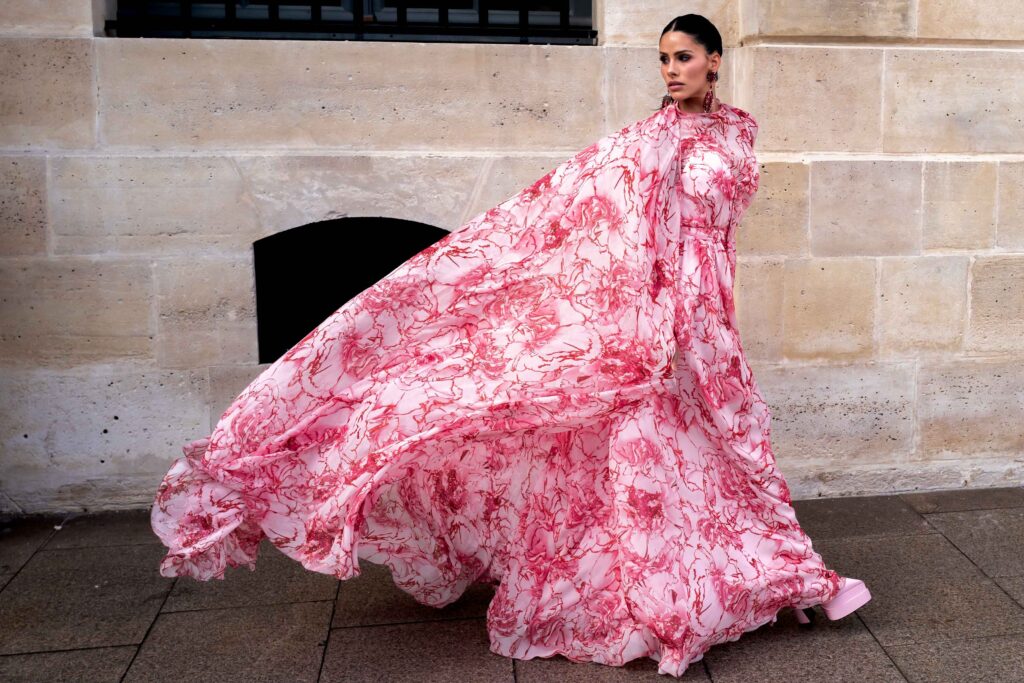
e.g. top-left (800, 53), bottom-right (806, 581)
top-left (151, 101), bottom-right (842, 676)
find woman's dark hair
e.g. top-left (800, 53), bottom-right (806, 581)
top-left (658, 14), bottom-right (724, 109)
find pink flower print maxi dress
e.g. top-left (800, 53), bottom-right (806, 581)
top-left (151, 100), bottom-right (843, 676)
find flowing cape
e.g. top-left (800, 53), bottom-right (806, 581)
top-left (151, 101), bottom-right (841, 676)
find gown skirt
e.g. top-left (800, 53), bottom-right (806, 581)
top-left (151, 100), bottom-right (843, 676)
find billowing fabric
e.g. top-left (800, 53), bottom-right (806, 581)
top-left (151, 100), bottom-right (842, 676)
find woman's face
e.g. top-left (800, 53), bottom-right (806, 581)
top-left (658, 30), bottom-right (721, 106)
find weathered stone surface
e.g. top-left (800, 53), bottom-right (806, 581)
top-left (967, 256), bottom-right (1024, 353)
top-left (786, 458), bottom-right (1024, 500)
top-left (917, 358), bottom-right (1024, 460)
top-left (734, 46), bottom-right (883, 153)
top-left (754, 361), bottom-right (915, 466)
top-left (0, 38), bottom-right (95, 149)
top-left (208, 364), bottom-right (270, 432)
top-left (462, 155), bottom-right (562, 225)
top-left (604, 46), bottom-right (737, 133)
top-left (809, 160), bottom-right (922, 256)
top-left (737, 162), bottom-right (809, 257)
top-left (96, 38), bottom-right (604, 151)
top-left (918, 1), bottom-right (1024, 41)
top-left (49, 156), bottom-right (264, 256)
top-left (883, 49), bottom-right (1024, 153)
top-left (734, 257), bottom-right (784, 360)
top-left (601, 0), bottom-right (738, 47)
top-left (0, 258), bottom-right (153, 365)
top-left (0, 1), bottom-right (93, 37)
top-left (236, 154), bottom-right (487, 236)
top-left (997, 162), bottom-right (1024, 250)
top-left (154, 257), bottom-right (257, 368)
top-left (879, 256), bottom-right (968, 354)
top-left (924, 161), bottom-right (997, 251)
top-left (0, 156), bottom-right (46, 256)
top-left (748, 0), bottom-right (914, 38)
top-left (0, 364), bottom-right (209, 513)
top-left (781, 258), bottom-right (876, 360)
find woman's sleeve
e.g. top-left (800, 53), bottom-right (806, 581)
top-left (732, 117), bottom-right (760, 221)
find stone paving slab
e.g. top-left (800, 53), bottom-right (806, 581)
top-left (321, 618), bottom-right (513, 682)
top-left (884, 633), bottom-right (1024, 683)
top-left (814, 534), bottom-right (1024, 647)
top-left (123, 601), bottom-right (332, 683)
top-left (0, 513), bottom-right (61, 575)
top-left (702, 607), bottom-right (904, 682)
top-left (43, 509), bottom-right (160, 549)
top-left (514, 653), bottom-right (709, 681)
top-left (899, 485), bottom-right (1024, 513)
top-left (922, 507), bottom-right (1024, 578)
top-left (0, 543), bottom-right (173, 654)
top-left (163, 539), bottom-right (338, 612)
top-left (791, 494), bottom-right (934, 539)
top-left (995, 576), bottom-right (1024, 607)
top-left (0, 645), bottom-right (136, 683)
top-left (332, 560), bottom-right (494, 628)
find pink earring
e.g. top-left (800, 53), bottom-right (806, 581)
top-left (703, 71), bottom-right (719, 112)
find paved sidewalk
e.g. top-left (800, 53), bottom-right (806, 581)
top-left (1, 486), bottom-right (1023, 682)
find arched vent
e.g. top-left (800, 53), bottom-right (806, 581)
top-left (253, 216), bottom-right (449, 363)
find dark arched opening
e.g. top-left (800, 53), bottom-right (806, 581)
top-left (253, 216), bottom-right (449, 363)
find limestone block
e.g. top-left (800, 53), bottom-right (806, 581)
top-left (786, 458), bottom-right (1024, 499)
top-left (883, 49), bottom-right (1024, 153)
top-left (0, 156), bottom-right (46, 256)
top-left (49, 156), bottom-right (264, 256)
top-left (0, 364), bottom-right (209, 513)
top-left (782, 258), bottom-right (876, 360)
top-left (735, 46), bottom-right (883, 153)
top-left (879, 256), bottom-right (968, 354)
top-left (208, 364), bottom-right (271, 432)
top-left (0, 1), bottom-right (93, 37)
top-left (749, 0), bottom-right (914, 38)
top-left (997, 162), bottom-right (1024, 250)
top-left (917, 358), bottom-right (1024, 460)
top-left (753, 361), bottom-right (915, 466)
top-left (463, 155), bottom-right (563, 223)
top-left (734, 257), bottom-right (784, 360)
top-left (923, 161), bottom-right (997, 251)
top-left (604, 46), bottom-right (737, 132)
top-left (154, 257), bottom-right (257, 368)
top-left (235, 154), bottom-right (486, 236)
top-left (96, 38), bottom-right (603, 151)
top-left (600, 0), bottom-right (738, 47)
top-left (918, 1), bottom-right (1024, 41)
top-left (737, 161), bottom-right (809, 257)
top-left (809, 160), bottom-right (922, 256)
top-left (0, 258), bottom-right (153, 365)
top-left (0, 38), bottom-right (95, 150)
top-left (967, 256), bottom-right (1024, 353)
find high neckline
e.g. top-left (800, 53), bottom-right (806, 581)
top-left (672, 100), bottom-right (730, 118)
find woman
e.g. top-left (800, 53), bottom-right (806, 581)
top-left (151, 13), bottom-right (871, 676)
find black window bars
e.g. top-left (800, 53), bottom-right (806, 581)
top-left (107, 1), bottom-right (597, 45)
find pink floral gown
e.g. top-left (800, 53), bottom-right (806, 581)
top-left (151, 100), bottom-right (842, 676)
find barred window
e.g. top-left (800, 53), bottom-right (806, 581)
top-left (107, 1), bottom-right (597, 45)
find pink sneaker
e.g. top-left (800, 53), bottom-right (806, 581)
top-left (821, 577), bottom-right (872, 620)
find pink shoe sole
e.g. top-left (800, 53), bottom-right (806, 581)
top-left (821, 578), bottom-right (872, 620)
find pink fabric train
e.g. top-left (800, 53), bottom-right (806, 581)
top-left (151, 100), bottom-right (842, 676)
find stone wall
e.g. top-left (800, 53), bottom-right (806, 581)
top-left (0, 0), bottom-right (1021, 512)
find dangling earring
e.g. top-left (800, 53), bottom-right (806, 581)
top-left (703, 70), bottom-right (719, 112)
